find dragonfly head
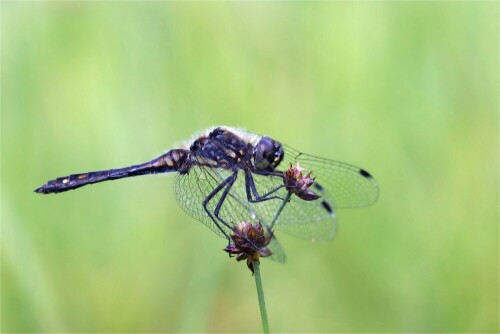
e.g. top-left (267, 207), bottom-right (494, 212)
top-left (253, 136), bottom-right (284, 171)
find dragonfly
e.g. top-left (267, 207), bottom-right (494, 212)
top-left (35, 126), bottom-right (379, 246)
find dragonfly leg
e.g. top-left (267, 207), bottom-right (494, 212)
top-left (245, 170), bottom-right (285, 203)
top-left (215, 172), bottom-right (273, 250)
top-left (202, 171), bottom-right (238, 242)
top-left (213, 173), bottom-right (240, 245)
top-left (213, 174), bottom-right (237, 219)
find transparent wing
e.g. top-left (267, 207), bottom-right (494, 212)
top-left (228, 170), bottom-right (338, 242)
top-left (174, 166), bottom-right (248, 238)
top-left (280, 145), bottom-right (380, 209)
top-left (228, 145), bottom-right (378, 241)
top-left (174, 142), bottom-right (378, 244)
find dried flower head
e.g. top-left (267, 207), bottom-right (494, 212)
top-left (283, 162), bottom-right (321, 201)
top-left (224, 222), bottom-right (273, 273)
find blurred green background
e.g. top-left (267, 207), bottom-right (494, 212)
top-left (1, 2), bottom-right (498, 333)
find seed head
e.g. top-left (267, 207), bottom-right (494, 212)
top-left (224, 222), bottom-right (273, 273)
top-left (283, 162), bottom-right (321, 201)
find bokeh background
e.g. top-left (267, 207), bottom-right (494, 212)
top-left (1, 2), bottom-right (498, 333)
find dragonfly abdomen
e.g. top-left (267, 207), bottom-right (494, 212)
top-left (34, 149), bottom-right (190, 194)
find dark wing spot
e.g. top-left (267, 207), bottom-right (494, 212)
top-left (359, 169), bottom-right (373, 179)
top-left (321, 200), bottom-right (333, 214)
top-left (313, 182), bottom-right (324, 192)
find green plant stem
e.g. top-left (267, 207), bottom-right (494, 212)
top-left (269, 191), bottom-right (292, 230)
top-left (253, 260), bottom-right (269, 334)
top-left (253, 191), bottom-right (292, 333)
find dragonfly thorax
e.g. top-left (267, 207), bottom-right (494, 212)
top-left (189, 128), bottom-right (254, 170)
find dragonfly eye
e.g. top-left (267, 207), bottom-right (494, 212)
top-left (253, 136), bottom-right (284, 171)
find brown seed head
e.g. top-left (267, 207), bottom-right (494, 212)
top-left (283, 162), bottom-right (321, 201)
top-left (224, 222), bottom-right (273, 273)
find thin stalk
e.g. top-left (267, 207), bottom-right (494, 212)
top-left (253, 260), bottom-right (269, 334)
top-left (269, 191), bottom-right (292, 230)
top-left (253, 191), bottom-right (292, 333)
